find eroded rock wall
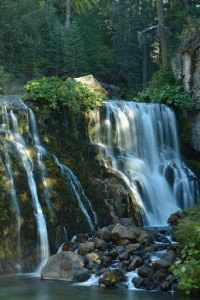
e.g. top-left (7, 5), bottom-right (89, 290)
top-left (171, 30), bottom-right (200, 152)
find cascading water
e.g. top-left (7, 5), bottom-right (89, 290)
top-left (0, 96), bottom-right (98, 273)
top-left (89, 100), bottom-right (199, 226)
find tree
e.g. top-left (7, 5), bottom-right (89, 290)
top-left (155, 0), bottom-right (168, 68)
top-left (64, 21), bottom-right (88, 77)
top-left (65, 0), bottom-right (99, 28)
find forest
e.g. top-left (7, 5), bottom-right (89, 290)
top-left (0, 0), bottom-right (199, 96)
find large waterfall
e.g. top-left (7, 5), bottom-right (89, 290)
top-left (89, 100), bottom-right (198, 226)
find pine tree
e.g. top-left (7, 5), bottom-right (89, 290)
top-left (64, 21), bottom-right (88, 77)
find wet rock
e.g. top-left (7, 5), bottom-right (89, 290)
top-left (85, 253), bottom-right (101, 269)
top-left (111, 224), bottom-right (139, 242)
top-left (94, 238), bottom-right (107, 251)
top-left (156, 234), bottom-right (171, 244)
top-left (78, 242), bottom-right (95, 255)
top-left (132, 277), bottom-right (144, 288)
top-left (154, 269), bottom-right (169, 283)
top-left (119, 251), bottom-right (129, 261)
top-left (62, 241), bottom-right (76, 252)
top-left (162, 250), bottom-right (177, 263)
top-left (143, 278), bottom-right (155, 290)
top-left (99, 269), bottom-right (125, 287)
top-left (152, 259), bottom-right (171, 270)
top-left (41, 251), bottom-right (90, 282)
top-left (139, 230), bottom-right (154, 245)
top-left (128, 257), bottom-right (143, 271)
top-left (126, 243), bottom-right (141, 253)
top-left (96, 227), bottom-right (111, 241)
top-left (137, 265), bottom-right (155, 280)
top-left (167, 211), bottom-right (183, 226)
top-left (160, 280), bottom-right (172, 291)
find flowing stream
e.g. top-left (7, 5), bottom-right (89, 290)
top-left (89, 100), bottom-right (199, 226)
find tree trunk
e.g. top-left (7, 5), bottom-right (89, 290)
top-left (65, 0), bottom-right (71, 29)
top-left (156, 0), bottom-right (168, 69)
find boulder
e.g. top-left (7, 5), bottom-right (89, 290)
top-left (132, 277), bottom-right (144, 288)
top-left (78, 242), bottom-right (95, 255)
top-left (152, 259), bottom-right (171, 270)
top-left (167, 211), bottom-right (183, 226)
top-left (94, 238), bottom-right (107, 251)
top-left (126, 243), bottom-right (141, 253)
top-left (128, 257), bottom-right (143, 271)
top-left (137, 265), bottom-right (155, 280)
top-left (99, 269), bottom-right (125, 287)
top-left (96, 227), bottom-right (111, 241)
top-left (74, 74), bottom-right (107, 98)
top-left (111, 224), bottom-right (139, 242)
top-left (41, 251), bottom-right (90, 282)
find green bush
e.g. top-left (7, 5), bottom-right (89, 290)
top-left (23, 76), bottom-right (106, 114)
top-left (135, 84), bottom-right (195, 111)
top-left (170, 204), bottom-right (200, 295)
top-left (0, 66), bottom-right (9, 91)
top-left (135, 68), bottom-right (195, 111)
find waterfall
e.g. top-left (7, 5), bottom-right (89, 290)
top-left (10, 109), bottom-right (50, 270)
top-left (89, 100), bottom-right (199, 226)
top-left (0, 96), bottom-right (98, 273)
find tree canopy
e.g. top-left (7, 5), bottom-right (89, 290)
top-left (0, 0), bottom-right (199, 94)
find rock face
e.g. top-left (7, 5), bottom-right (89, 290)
top-left (171, 30), bottom-right (200, 152)
top-left (41, 251), bottom-right (90, 282)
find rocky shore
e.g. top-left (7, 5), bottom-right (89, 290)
top-left (41, 216), bottom-right (180, 292)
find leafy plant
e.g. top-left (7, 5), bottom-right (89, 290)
top-left (135, 84), bottom-right (195, 111)
top-left (170, 204), bottom-right (200, 295)
top-left (23, 76), bottom-right (106, 115)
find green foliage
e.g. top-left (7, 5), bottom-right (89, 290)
top-left (135, 69), bottom-right (195, 111)
top-left (170, 204), bottom-right (200, 294)
top-left (136, 84), bottom-right (195, 111)
top-left (23, 76), bottom-right (106, 114)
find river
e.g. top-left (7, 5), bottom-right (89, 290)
top-left (0, 275), bottom-right (196, 300)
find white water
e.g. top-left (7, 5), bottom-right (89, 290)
top-left (89, 101), bottom-right (199, 226)
top-left (0, 103), bottom-right (50, 271)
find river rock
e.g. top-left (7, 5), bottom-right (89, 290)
top-left (132, 277), bottom-right (144, 288)
top-left (111, 224), bottom-right (139, 242)
top-left (143, 278), bottom-right (155, 290)
top-left (94, 238), bottom-right (107, 250)
top-left (126, 243), bottom-right (141, 253)
top-left (78, 242), bottom-right (95, 255)
top-left (128, 257), bottom-right (143, 271)
top-left (154, 269), bottom-right (169, 283)
top-left (152, 259), bottom-right (171, 270)
top-left (41, 251), bottom-right (90, 282)
top-left (167, 211), bottom-right (183, 226)
top-left (96, 227), bottom-right (111, 241)
top-left (137, 265), bottom-right (155, 280)
top-left (162, 250), bottom-right (177, 263)
top-left (99, 269), bottom-right (125, 287)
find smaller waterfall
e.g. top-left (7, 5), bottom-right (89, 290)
top-left (28, 109), bottom-right (55, 220)
top-left (53, 155), bottom-right (98, 231)
top-left (89, 101), bottom-right (199, 226)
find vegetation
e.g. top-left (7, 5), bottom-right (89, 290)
top-left (170, 204), bottom-right (200, 295)
top-left (135, 69), bottom-right (195, 111)
top-left (23, 76), bottom-right (106, 114)
top-left (0, 0), bottom-right (199, 95)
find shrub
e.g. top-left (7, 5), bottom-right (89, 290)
top-left (23, 76), bottom-right (106, 114)
top-left (170, 204), bottom-right (200, 295)
top-left (135, 68), bottom-right (195, 111)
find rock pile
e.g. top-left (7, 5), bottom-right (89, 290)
top-left (41, 217), bottom-right (178, 292)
